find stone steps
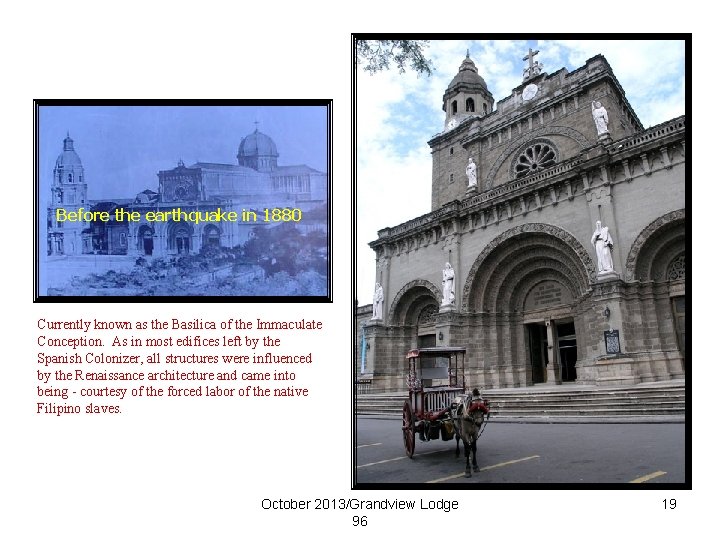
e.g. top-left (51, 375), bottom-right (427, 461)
top-left (356, 406), bottom-right (685, 416)
top-left (355, 383), bottom-right (685, 417)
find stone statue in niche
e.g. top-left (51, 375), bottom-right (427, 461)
top-left (371, 282), bottom-right (384, 320)
top-left (592, 101), bottom-right (609, 136)
top-left (591, 220), bottom-right (614, 274)
top-left (466, 158), bottom-right (477, 188)
top-left (441, 262), bottom-right (455, 305)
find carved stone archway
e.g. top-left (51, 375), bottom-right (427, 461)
top-left (625, 209), bottom-right (685, 281)
top-left (462, 223), bottom-right (595, 311)
top-left (389, 279), bottom-right (442, 326)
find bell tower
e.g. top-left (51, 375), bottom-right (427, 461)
top-left (48, 133), bottom-right (88, 255)
top-left (442, 51), bottom-right (494, 130)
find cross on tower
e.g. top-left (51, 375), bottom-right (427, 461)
top-left (522, 48), bottom-right (542, 80)
top-left (523, 48), bottom-right (538, 70)
top-left (254, 120), bottom-right (260, 131)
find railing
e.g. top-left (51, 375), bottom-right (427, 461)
top-left (422, 387), bottom-right (463, 413)
top-left (379, 158), bottom-right (586, 241)
top-left (378, 202), bottom-right (458, 238)
top-left (461, 158), bottom-right (583, 210)
top-left (424, 392), bottom-right (448, 413)
top-left (375, 116), bottom-right (685, 245)
top-left (354, 379), bottom-right (373, 395)
top-left (610, 116), bottom-right (685, 153)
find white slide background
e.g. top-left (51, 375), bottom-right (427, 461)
top-left (1, 3), bottom-right (711, 538)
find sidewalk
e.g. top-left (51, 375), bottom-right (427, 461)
top-left (358, 414), bottom-right (686, 424)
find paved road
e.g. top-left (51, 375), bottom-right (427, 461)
top-left (355, 417), bottom-right (686, 485)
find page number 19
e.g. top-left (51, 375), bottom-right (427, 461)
top-left (663, 499), bottom-right (676, 510)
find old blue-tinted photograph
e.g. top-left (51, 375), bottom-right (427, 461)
top-left (36, 102), bottom-right (330, 299)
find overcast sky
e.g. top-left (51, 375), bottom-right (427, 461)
top-left (356, 39), bottom-right (686, 305)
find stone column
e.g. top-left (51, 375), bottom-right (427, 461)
top-left (435, 310), bottom-right (461, 348)
top-left (158, 226), bottom-right (167, 256)
top-left (363, 319), bottom-right (380, 378)
top-left (364, 320), bottom-right (402, 391)
top-left (545, 319), bottom-right (561, 384)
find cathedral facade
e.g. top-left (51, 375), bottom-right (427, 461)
top-left (362, 51), bottom-right (685, 389)
top-left (47, 128), bottom-right (327, 258)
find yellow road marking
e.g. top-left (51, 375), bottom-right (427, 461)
top-left (357, 450), bottom-right (446, 468)
top-left (357, 443), bottom-right (382, 449)
top-left (427, 455), bottom-right (541, 483)
top-left (629, 471), bottom-right (667, 483)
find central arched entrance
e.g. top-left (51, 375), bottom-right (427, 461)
top-left (168, 221), bottom-right (193, 255)
top-left (522, 280), bottom-right (578, 384)
top-left (463, 224), bottom-right (593, 387)
top-left (525, 320), bottom-right (578, 383)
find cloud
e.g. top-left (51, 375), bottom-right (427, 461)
top-left (356, 39), bottom-right (685, 304)
top-left (540, 39), bottom-right (685, 127)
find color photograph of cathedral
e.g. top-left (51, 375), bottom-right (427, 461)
top-left (36, 102), bottom-right (330, 299)
top-left (355, 40), bottom-right (686, 390)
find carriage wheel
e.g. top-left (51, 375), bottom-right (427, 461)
top-left (402, 400), bottom-right (416, 458)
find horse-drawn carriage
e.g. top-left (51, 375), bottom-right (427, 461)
top-left (402, 347), bottom-right (490, 477)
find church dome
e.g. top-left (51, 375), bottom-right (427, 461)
top-left (442, 52), bottom-right (494, 119)
top-left (237, 129), bottom-right (279, 159)
top-left (55, 133), bottom-right (83, 167)
top-left (237, 128), bottom-right (279, 171)
top-left (447, 55), bottom-right (487, 92)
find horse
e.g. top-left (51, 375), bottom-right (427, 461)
top-left (452, 388), bottom-right (490, 478)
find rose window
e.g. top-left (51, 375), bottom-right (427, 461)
top-left (514, 143), bottom-right (557, 178)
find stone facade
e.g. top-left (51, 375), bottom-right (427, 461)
top-left (360, 53), bottom-right (685, 391)
top-left (47, 129), bottom-right (327, 258)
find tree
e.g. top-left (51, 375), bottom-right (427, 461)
top-left (355, 40), bottom-right (433, 77)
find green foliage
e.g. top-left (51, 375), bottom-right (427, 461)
top-left (355, 40), bottom-right (434, 76)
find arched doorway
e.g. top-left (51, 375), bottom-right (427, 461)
top-left (202, 224), bottom-right (221, 248)
top-left (463, 224), bottom-right (593, 387)
top-left (389, 279), bottom-right (442, 348)
top-left (137, 225), bottom-right (154, 256)
top-left (627, 211), bottom-right (685, 371)
top-left (168, 222), bottom-right (193, 255)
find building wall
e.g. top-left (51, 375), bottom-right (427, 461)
top-left (382, 154), bottom-right (684, 314)
top-left (431, 56), bottom-right (644, 210)
top-left (48, 132), bottom-right (328, 260)
top-left (364, 55), bottom-right (685, 391)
